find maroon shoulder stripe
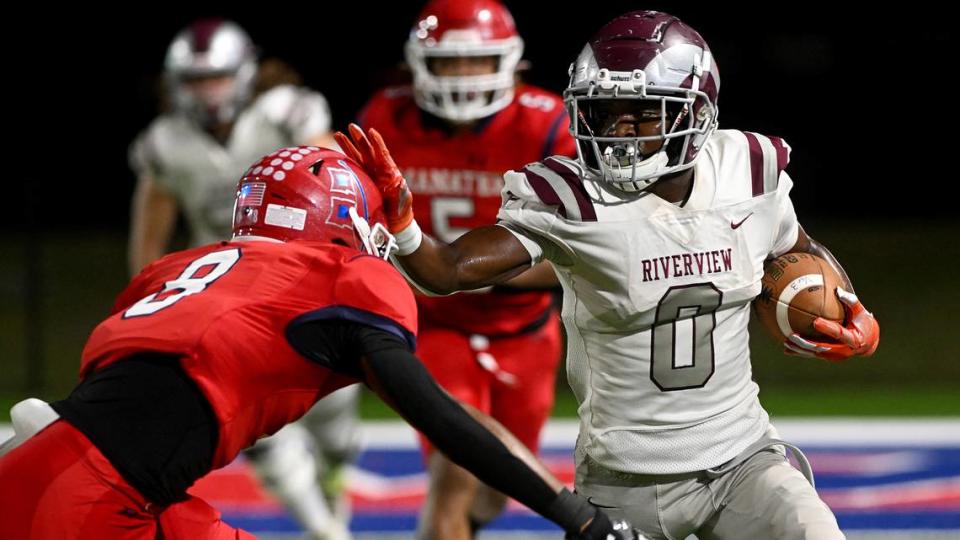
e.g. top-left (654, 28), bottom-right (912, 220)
top-left (543, 158), bottom-right (597, 222)
top-left (522, 167), bottom-right (567, 218)
top-left (769, 136), bottom-right (790, 175)
top-left (743, 132), bottom-right (765, 197)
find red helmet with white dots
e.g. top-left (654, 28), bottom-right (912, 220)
top-left (231, 146), bottom-right (397, 259)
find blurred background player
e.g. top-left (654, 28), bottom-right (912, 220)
top-left (356, 1), bottom-right (575, 537)
top-left (127, 19), bottom-right (353, 540)
top-left (0, 146), bottom-right (637, 540)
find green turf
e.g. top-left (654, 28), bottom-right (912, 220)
top-left (2, 220), bottom-right (958, 424)
top-left (4, 385), bottom-right (957, 424)
top-left (354, 384), bottom-right (960, 421)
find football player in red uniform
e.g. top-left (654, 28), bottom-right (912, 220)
top-left (357, 1), bottom-right (575, 537)
top-left (129, 21), bottom-right (350, 538)
top-left (0, 146), bottom-right (636, 540)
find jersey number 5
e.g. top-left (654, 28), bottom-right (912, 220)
top-left (650, 283), bottom-right (722, 391)
top-left (431, 197), bottom-right (475, 243)
top-left (124, 249), bottom-right (242, 318)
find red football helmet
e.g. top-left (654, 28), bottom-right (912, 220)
top-left (405, 0), bottom-right (523, 122)
top-left (232, 146), bottom-right (397, 259)
top-left (565, 11), bottom-right (720, 192)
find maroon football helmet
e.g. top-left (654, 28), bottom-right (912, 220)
top-left (565, 11), bottom-right (720, 191)
top-left (232, 146), bottom-right (397, 259)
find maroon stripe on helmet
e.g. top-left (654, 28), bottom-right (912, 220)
top-left (769, 136), bottom-right (790, 174)
top-left (190, 18), bottom-right (223, 52)
top-left (743, 132), bottom-right (765, 197)
top-left (543, 158), bottom-right (597, 222)
top-left (522, 167), bottom-right (567, 219)
top-left (594, 42), bottom-right (662, 73)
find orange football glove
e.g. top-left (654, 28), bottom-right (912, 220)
top-left (334, 124), bottom-right (414, 233)
top-left (784, 287), bottom-right (880, 362)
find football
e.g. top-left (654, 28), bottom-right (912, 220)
top-left (754, 252), bottom-right (846, 341)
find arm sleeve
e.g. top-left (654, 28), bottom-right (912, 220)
top-left (360, 341), bottom-right (567, 529)
top-left (286, 319), bottom-right (409, 379)
top-left (286, 320), bottom-right (595, 534)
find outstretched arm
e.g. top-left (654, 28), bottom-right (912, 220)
top-left (334, 124), bottom-right (536, 295)
top-left (395, 224), bottom-right (534, 295)
top-left (360, 341), bottom-right (630, 539)
top-left (286, 319), bottom-right (633, 539)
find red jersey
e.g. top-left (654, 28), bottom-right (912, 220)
top-left (81, 240), bottom-right (416, 469)
top-left (359, 84), bottom-right (574, 335)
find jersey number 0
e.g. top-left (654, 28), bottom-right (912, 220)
top-left (650, 283), bottom-right (723, 391)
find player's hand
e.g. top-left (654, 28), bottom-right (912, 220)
top-left (784, 287), bottom-right (879, 362)
top-left (568, 510), bottom-right (642, 540)
top-left (334, 123), bottom-right (414, 233)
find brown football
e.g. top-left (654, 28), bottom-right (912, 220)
top-left (754, 252), bottom-right (846, 341)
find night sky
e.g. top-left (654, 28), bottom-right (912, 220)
top-left (9, 2), bottom-right (954, 229)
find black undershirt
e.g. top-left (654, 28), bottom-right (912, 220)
top-left (49, 321), bottom-right (412, 508)
top-left (51, 353), bottom-right (218, 506)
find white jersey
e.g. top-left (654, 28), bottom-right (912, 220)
top-left (497, 129), bottom-right (799, 474)
top-left (129, 85), bottom-right (332, 246)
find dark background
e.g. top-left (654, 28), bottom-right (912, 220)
top-left (7, 2), bottom-right (956, 226)
top-left (1, 2), bottom-right (957, 410)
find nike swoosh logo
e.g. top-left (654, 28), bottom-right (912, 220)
top-left (731, 212), bottom-right (754, 229)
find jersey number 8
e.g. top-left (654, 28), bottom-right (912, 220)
top-left (124, 249), bottom-right (242, 318)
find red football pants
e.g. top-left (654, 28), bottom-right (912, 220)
top-left (0, 419), bottom-right (255, 540)
top-left (417, 315), bottom-right (562, 457)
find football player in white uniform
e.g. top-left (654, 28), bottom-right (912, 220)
top-left (127, 19), bottom-right (352, 540)
top-left (336, 10), bottom-right (879, 540)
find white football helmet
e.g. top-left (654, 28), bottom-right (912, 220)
top-left (165, 19), bottom-right (257, 127)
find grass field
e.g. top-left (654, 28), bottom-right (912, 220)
top-left (5, 384), bottom-right (958, 424)
top-left (1, 219), bottom-right (958, 422)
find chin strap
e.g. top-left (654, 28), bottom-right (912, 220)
top-left (349, 206), bottom-right (398, 260)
